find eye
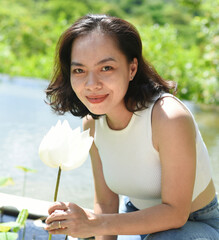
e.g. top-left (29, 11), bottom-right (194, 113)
top-left (73, 68), bottom-right (84, 74)
top-left (102, 66), bottom-right (113, 72)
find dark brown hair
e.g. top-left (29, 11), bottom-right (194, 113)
top-left (46, 14), bottom-right (176, 119)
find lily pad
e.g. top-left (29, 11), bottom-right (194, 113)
top-left (0, 232), bottom-right (18, 240)
top-left (16, 166), bottom-right (37, 173)
top-left (0, 222), bottom-right (20, 232)
top-left (0, 177), bottom-right (14, 187)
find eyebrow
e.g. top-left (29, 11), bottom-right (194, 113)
top-left (96, 57), bottom-right (117, 66)
top-left (71, 57), bottom-right (117, 67)
top-left (71, 61), bottom-right (84, 67)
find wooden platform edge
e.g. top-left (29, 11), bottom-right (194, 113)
top-left (0, 192), bottom-right (51, 218)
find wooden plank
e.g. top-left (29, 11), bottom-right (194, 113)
top-left (0, 192), bottom-right (51, 218)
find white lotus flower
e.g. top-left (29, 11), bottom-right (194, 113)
top-left (39, 120), bottom-right (93, 171)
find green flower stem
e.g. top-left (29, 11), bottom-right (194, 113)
top-left (48, 166), bottom-right (62, 240)
top-left (22, 172), bottom-right (27, 197)
top-left (54, 166), bottom-right (62, 202)
top-left (22, 225), bottom-right (26, 240)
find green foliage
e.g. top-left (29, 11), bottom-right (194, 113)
top-left (16, 209), bottom-right (29, 228)
top-left (16, 166), bottom-right (37, 173)
top-left (0, 0), bottom-right (218, 104)
top-left (0, 178), bottom-right (14, 187)
top-left (139, 23), bottom-right (218, 104)
top-left (0, 209), bottom-right (28, 240)
top-left (0, 222), bottom-right (20, 233)
top-left (0, 0), bottom-right (120, 79)
top-left (0, 231), bottom-right (18, 240)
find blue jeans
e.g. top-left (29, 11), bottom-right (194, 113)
top-left (118, 195), bottom-right (219, 240)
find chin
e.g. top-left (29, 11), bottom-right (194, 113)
top-left (88, 107), bottom-right (106, 116)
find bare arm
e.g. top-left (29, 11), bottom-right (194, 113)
top-left (83, 116), bottom-right (119, 240)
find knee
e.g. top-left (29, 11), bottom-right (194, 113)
top-left (143, 233), bottom-right (156, 240)
top-left (143, 231), bottom-right (170, 240)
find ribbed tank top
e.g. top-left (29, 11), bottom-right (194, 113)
top-left (94, 94), bottom-right (212, 209)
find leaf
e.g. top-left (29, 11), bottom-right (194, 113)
top-left (0, 209), bottom-right (28, 235)
top-left (0, 225), bottom-right (11, 232)
top-left (0, 232), bottom-right (18, 240)
top-left (0, 177), bottom-right (14, 187)
top-left (15, 166), bottom-right (37, 173)
top-left (0, 222), bottom-right (20, 232)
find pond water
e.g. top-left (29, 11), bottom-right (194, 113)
top-left (0, 74), bottom-right (218, 210)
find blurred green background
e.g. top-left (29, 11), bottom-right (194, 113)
top-left (0, 0), bottom-right (218, 104)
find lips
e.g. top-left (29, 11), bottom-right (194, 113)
top-left (86, 94), bottom-right (108, 104)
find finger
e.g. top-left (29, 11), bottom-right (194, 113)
top-left (46, 210), bottom-right (68, 224)
top-left (48, 227), bottom-right (67, 235)
top-left (44, 220), bottom-right (57, 231)
top-left (45, 220), bottom-right (67, 231)
top-left (48, 202), bottom-right (68, 215)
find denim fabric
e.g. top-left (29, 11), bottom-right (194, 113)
top-left (118, 195), bottom-right (219, 240)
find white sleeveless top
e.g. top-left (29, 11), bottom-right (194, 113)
top-left (94, 94), bottom-right (212, 209)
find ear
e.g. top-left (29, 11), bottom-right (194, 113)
top-left (129, 58), bottom-right (138, 81)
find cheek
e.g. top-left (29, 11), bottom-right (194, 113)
top-left (70, 79), bottom-right (80, 93)
top-left (70, 79), bottom-right (85, 104)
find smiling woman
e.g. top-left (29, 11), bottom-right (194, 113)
top-left (45, 14), bottom-right (219, 240)
top-left (46, 15), bottom-right (175, 120)
top-left (70, 31), bottom-right (138, 119)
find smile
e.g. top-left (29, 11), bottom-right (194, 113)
top-left (86, 94), bottom-right (109, 104)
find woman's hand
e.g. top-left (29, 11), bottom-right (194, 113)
top-left (45, 201), bottom-right (97, 238)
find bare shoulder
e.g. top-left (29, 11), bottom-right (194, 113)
top-left (152, 96), bottom-right (196, 149)
top-left (153, 96), bottom-right (193, 122)
top-left (83, 115), bottom-right (95, 137)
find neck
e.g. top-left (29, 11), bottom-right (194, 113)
top-left (106, 109), bottom-right (133, 130)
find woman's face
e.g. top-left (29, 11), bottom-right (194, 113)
top-left (70, 31), bottom-right (138, 117)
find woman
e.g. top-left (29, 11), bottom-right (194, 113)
top-left (45, 14), bottom-right (219, 239)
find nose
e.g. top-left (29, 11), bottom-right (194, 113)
top-left (85, 72), bottom-right (102, 90)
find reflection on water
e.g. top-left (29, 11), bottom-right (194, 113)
top-left (0, 75), bottom-right (218, 209)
